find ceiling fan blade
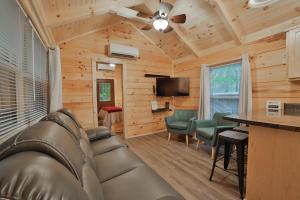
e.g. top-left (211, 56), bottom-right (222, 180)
top-left (163, 26), bottom-right (173, 33)
top-left (137, 12), bottom-right (153, 19)
top-left (141, 24), bottom-right (153, 31)
top-left (159, 2), bottom-right (173, 18)
top-left (170, 14), bottom-right (186, 23)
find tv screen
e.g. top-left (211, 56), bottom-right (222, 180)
top-left (156, 77), bottom-right (189, 97)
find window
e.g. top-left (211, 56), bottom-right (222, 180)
top-left (210, 62), bottom-right (242, 117)
top-left (100, 83), bottom-right (112, 102)
top-left (0, 0), bottom-right (48, 140)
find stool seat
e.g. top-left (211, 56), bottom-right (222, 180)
top-left (233, 126), bottom-right (249, 134)
top-left (219, 130), bottom-right (248, 143)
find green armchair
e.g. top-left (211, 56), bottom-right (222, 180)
top-left (193, 112), bottom-right (238, 158)
top-left (165, 109), bottom-right (197, 146)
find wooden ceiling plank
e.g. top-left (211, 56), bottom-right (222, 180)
top-left (209, 0), bottom-right (244, 44)
top-left (18, 0), bottom-right (52, 46)
top-left (243, 16), bottom-right (300, 44)
top-left (27, 0), bottom-right (56, 46)
top-left (45, 0), bottom-right (146, 28)
top-left (57, 20), bottom-right (124, 45)
top-left (171, 24), bottom-right (200, 57)
top-left (125, 21), bottom-right (173, 62)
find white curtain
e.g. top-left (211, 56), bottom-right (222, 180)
top-left (199, 64), bottom-right (211, 119)
top-left (239, 53), bottom-right (252, 114)
top-left (49, 46), bottom-right (63, 112)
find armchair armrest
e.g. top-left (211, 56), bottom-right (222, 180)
top-left (85, 126), bottom-right (112, 141)
top-left (165, 116), bottom-right (176, 125)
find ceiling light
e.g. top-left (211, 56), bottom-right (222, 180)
top-left (248, 0), bottom-right (280, 8)
top-left (153, 18), bottom-right (169, 32)
top-left (109, 63), bottom-right (116, 67)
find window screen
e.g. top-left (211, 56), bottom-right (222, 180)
top-left (210, 62), bottom-right (242, 117)
top-left (0, 0), bottom-right (48, 140)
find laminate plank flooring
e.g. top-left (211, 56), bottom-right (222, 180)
top-left (127, 133), bottom-right (240, 200)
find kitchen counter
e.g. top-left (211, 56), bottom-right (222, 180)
top-left (224, 111), bottom-right (300, 132)
top-left (224, 110), bottom-right (300, 200)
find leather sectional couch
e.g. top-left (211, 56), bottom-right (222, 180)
top-left (0, 108), bottom-right (184, 200)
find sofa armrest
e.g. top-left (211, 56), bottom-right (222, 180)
top-left (85, 126), bottom-right (112, 141)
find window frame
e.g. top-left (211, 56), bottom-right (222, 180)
top-left (209, 60), bottom-right (242, 117)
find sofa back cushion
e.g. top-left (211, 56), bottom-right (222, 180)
top-left (0, 121), bottom-right (85, 183)
top-left (82, 162), bottom-right (105, 200)
top-left (0, 152), bottom-right (89, 200)
top-left (41, 112), bottom-right (82, 142)
top-left (174, 109), bottom-right (197, 122)
top-left (212, 112), bottom-right (237, 126)
top-left (58, 108), bottom-right (82, 128)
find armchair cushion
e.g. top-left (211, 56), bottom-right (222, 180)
top-left (168, 121), bottom-right (189, 130)
top-left (196, 127), bottom-right (215, 140)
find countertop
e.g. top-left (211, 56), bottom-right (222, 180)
top-left (224, 111), bottom-right (300, 132)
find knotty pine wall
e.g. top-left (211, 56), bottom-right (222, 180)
top-left (174, 33), bottom-right (300, 111)
top-left (60, 22), bottom-right (172, 138)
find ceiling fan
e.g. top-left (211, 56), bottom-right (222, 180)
top-left (136, 1), bottom-right (186, 33)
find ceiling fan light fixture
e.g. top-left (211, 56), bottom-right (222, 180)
top-left (248, 0), bottom-right (280, 8)
top-left (153, 18), bottom-right (169, 32)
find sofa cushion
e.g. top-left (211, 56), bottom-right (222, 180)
top-left (0, 152), bottom-right (89, 200)
top-left (41, 112), bottom-right (82, 143)
top-left (58, 108), bottom-right (82, 128)
top-left (102, 165), bottom-right (184, 200)
top-left (196, 127), bottom-right (215, 140)
top-left (80, 138), bottom-right (96, 170)
top-left (95, 147), bottom-right (145, 182)
top-left (82, 162), bottom-right (105, 200)
top-left (91, 135), bottom-right (127, 155)
top-left (0, 121), bottom-right (85, 184)
top-left (168, 121), bottom-right (188, 130)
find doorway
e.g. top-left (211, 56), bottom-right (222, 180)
top-left (94, 62), bottom-right (124, 135)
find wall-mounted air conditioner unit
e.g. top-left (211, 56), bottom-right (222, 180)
top-left (108, 43), bottom-right (139, 59)
top-left (97, 63), bottom-right (116, 71)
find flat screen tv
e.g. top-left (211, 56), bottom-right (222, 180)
top-left (156, 77), bottom-right (189, 97)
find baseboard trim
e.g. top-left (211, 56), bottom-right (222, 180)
top-left (125, 129), bottom-right (167, 139)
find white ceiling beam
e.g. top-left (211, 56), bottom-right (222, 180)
top-left (209, 0), bottom-right (244, 44)
top-left (243, 16), bottom-right (300, 44)
top-left (171, 24), bottom-right (200, 57)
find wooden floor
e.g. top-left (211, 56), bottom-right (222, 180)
top-left (127, 133), bottom-right (240, 200)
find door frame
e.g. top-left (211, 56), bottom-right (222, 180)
top-left (91, 56), bottom-right (128, 138)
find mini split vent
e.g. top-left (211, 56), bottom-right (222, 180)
top-left (108, 43), bottom-right (139, 59)
top-left (248, 0), bottom-right (280, 8)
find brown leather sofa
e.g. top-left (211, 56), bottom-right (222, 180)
top-left (0, 108), bottom-right (184, 200)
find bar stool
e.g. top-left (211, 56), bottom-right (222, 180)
top-left (209, 130), bottom-right (248, 200)
top-left (233, 126), bottom-right (249, 134)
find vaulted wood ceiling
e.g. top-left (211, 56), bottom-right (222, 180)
top-left (20, 0), bottom-right (300, 62)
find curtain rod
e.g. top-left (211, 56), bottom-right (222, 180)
top-left (208, 58), bottom-right (242, 68)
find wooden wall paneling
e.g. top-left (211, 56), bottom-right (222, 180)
top-left (174, 33), bottom-right (300, 112)
top-left (61, 22), bottom-right (173, 138)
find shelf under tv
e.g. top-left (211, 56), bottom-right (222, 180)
top-left (151, 108), bottom-right (172, 113)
